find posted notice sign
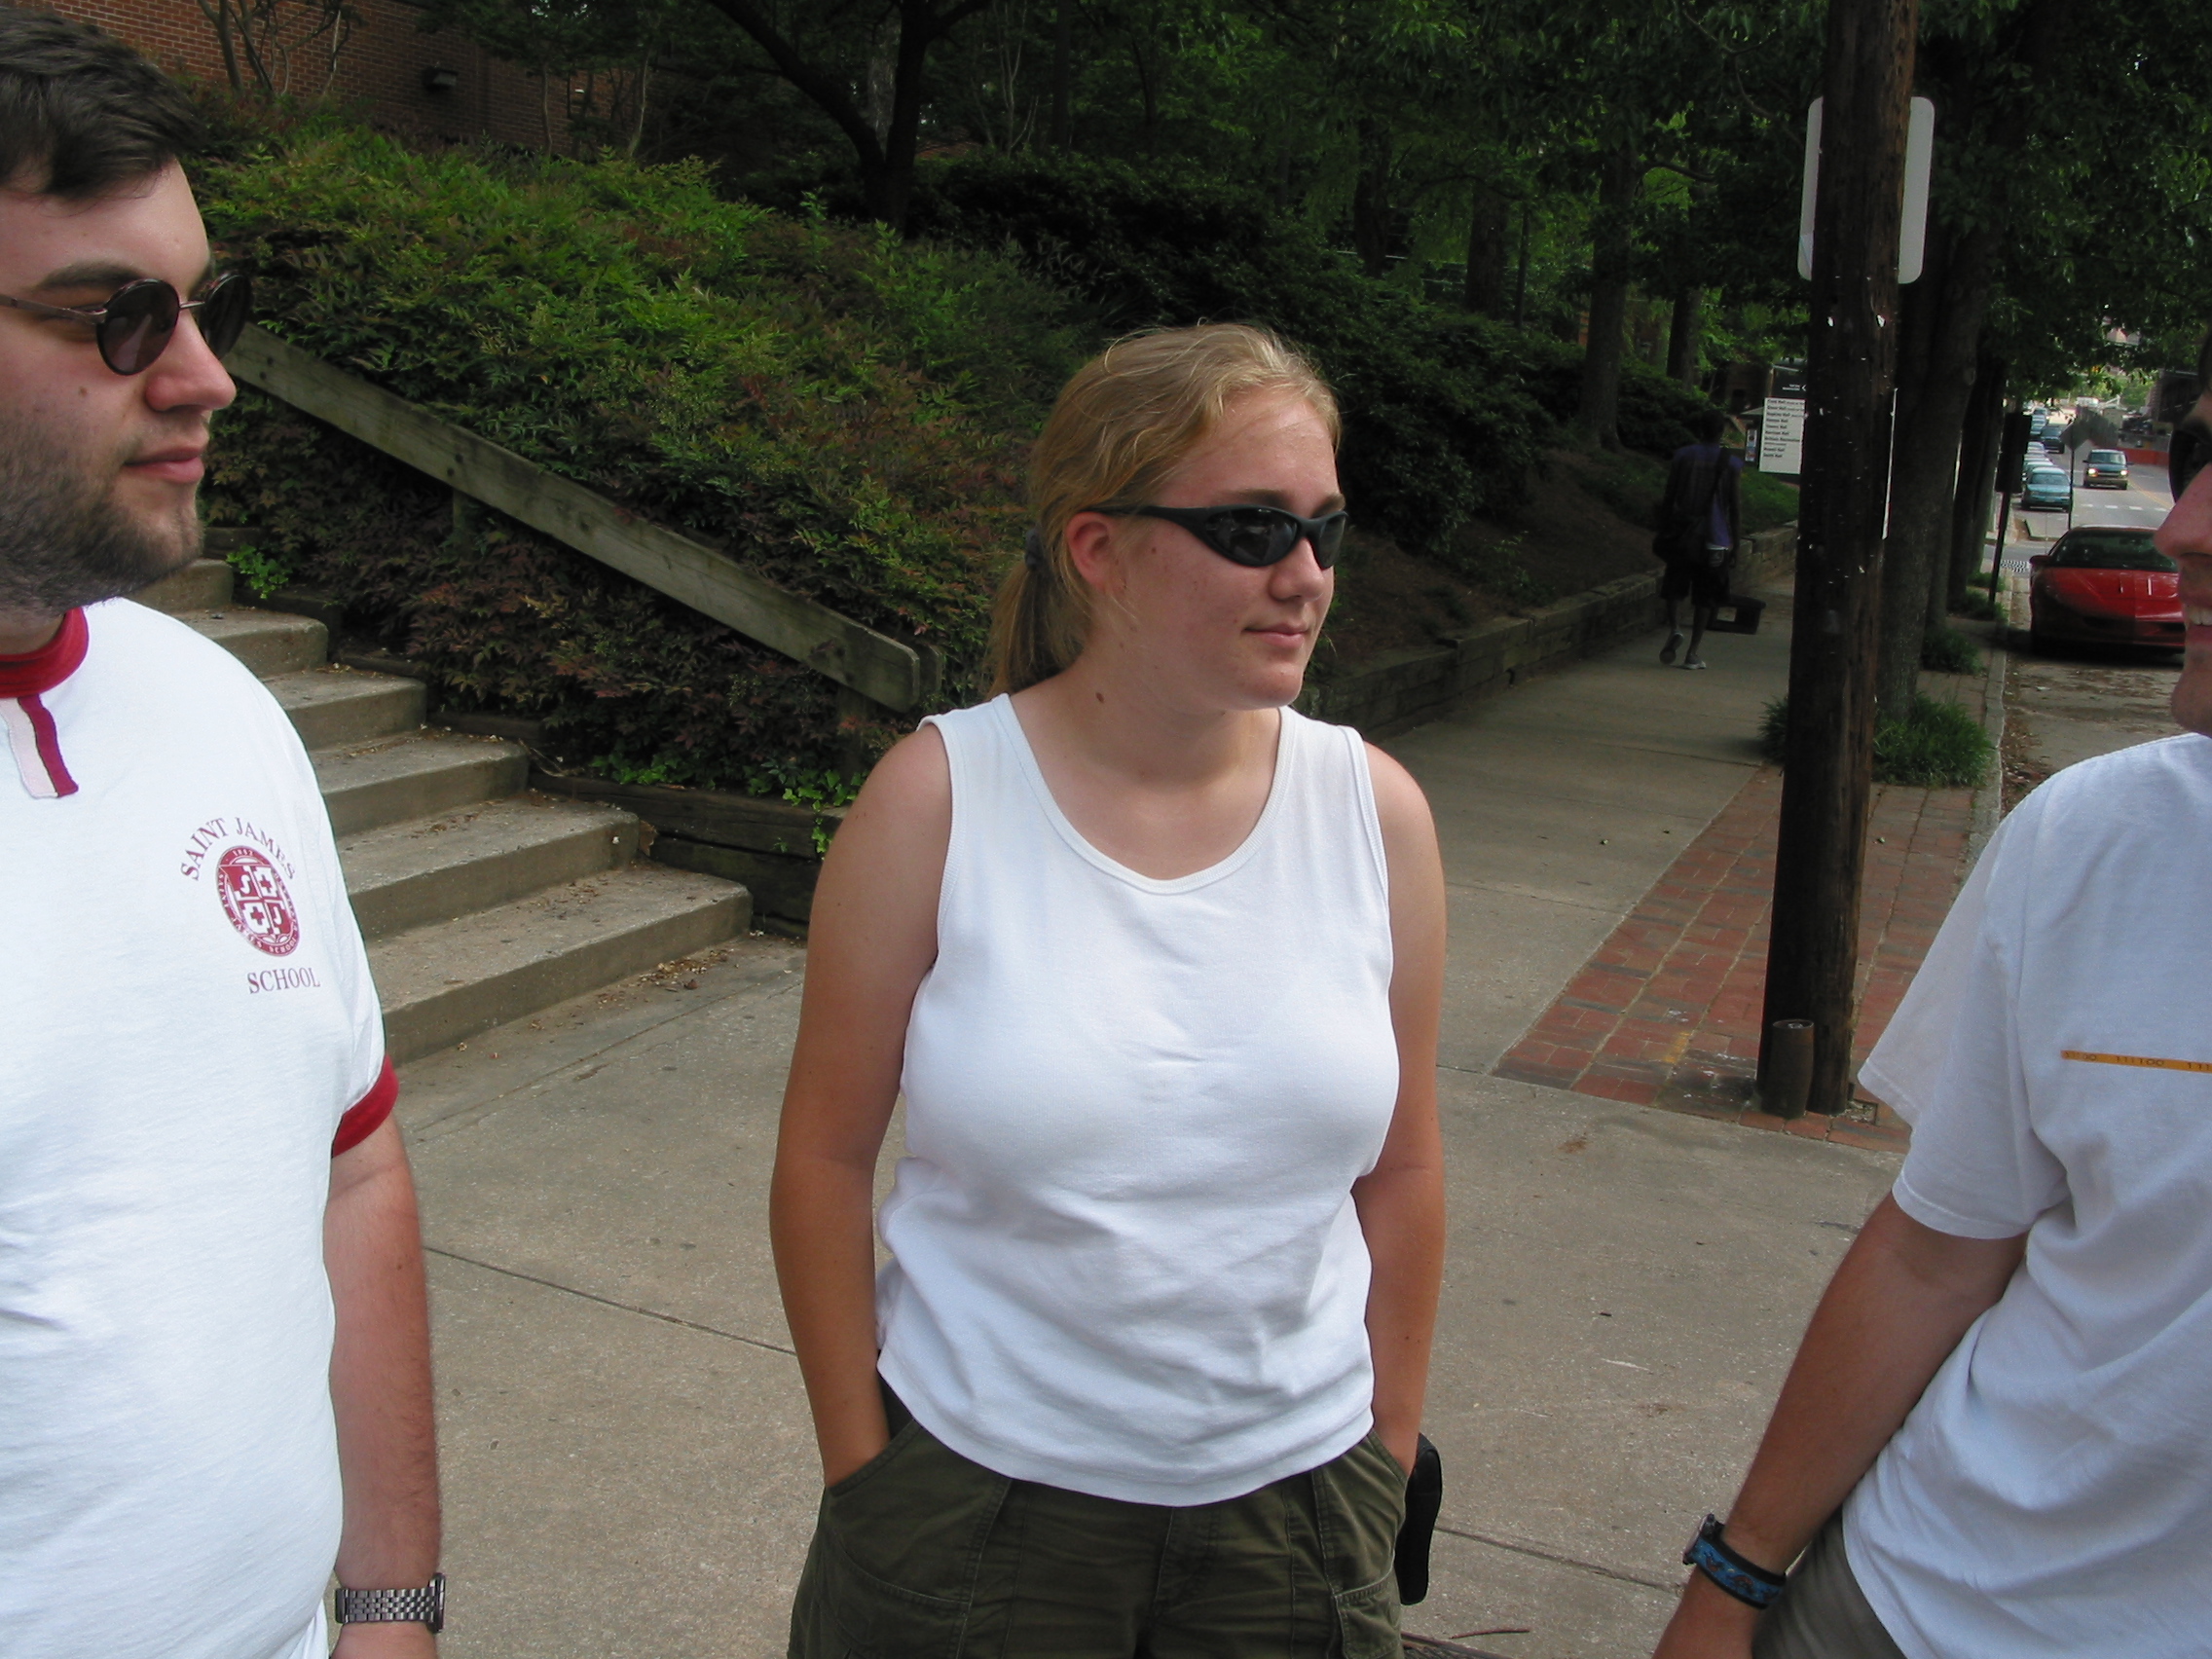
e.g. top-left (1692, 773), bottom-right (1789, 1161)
top-left (1760, 372), bottom-right (1807, 475)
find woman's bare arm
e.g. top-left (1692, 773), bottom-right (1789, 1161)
top-left (769, 726), bottom-right (950, 1486)
top-left (1353, 745), bottom-right (1448, 1476)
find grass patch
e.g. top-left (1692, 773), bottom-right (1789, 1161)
top-left (1760, 694), bottom-right (1993, 788)
top-left (1921, 625), bottom-right (1984, 676)
top-left (1738, 467), bottom-right (1800, 535)
top-left (1949, 589), bottom-right (2000, 622)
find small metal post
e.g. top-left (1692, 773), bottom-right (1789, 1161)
top-left (1759, 1019), bottom-right (1818, 1120)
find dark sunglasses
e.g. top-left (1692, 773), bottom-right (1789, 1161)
top-left (2171, 421), bottom-right (2208, 506)
top-left (1099, 503), bottom-right (1349, 569)
top-left (0, 271), bottom-right (252, 375)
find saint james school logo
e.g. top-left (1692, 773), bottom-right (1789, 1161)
top-left (214, 845), bottom-right (301, 957)
top-left (179, 818), bottom-right (308, 969)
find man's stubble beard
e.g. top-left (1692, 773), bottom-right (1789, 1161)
top-left (0, 418), bottom-right (201, 615)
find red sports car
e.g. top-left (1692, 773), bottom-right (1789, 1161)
top-left (2027, 528), bottom-right (2183, 651)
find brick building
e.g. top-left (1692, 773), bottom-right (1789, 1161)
top-left (35, 0), bottom-right (577, 151)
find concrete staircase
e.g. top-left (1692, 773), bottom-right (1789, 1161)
top-left (136, 560), bottom-right (750, 1063)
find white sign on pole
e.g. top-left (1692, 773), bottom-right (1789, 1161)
top-left (1761, 375), bottom-right (1807, 475)
top-left (1798, 97), bottom-right (1935, 282)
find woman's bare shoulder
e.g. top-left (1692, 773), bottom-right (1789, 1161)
top-left (808, 723), bottom-right (951, 965)
top-left (1362, 742), bottom-right (1434, 835)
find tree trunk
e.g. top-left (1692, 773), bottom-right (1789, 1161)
top-left (627, 55), bottom-right (653, 157)
top-left (1946, 350), bottom-right (2006, 607)
top-left (1667, 285), bottom-right (1702, 385)
top-left (865, 12), bottom-right (898, 146)
top-left (1463, 185), bottom-right (1510, 315)
top-left (1874, 218), bottom-right (1997, 719)
top-left (1351, 118), bottom-right (1395, 279)
top-left (196, 0), bottom-right (246, 93)
top-left (1051, 0), bottom-right (1073, 148)
top-left (870, 0), bottom-right (937, 232)
top-left (1577, 134), bottom-right (1640, 449)
top-left (1875, 0), bottom-right (2073, 711)
top-left (1513, 199), bottom-right (1532, 327)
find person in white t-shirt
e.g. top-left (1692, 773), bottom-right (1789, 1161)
top-left (0, 13), bottom-right (441, 1657)
top-left (1651, 342), bottom-right (2212, 1659)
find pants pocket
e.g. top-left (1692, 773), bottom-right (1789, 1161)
top-left (790, 1414), bottom-right (1009, 1659)
top-left (1313, 1435), bottom-right (1408, 1659)
top-left (1332, 1569), bottom-right (1403, 1659)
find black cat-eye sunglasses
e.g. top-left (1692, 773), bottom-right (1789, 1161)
top-left (0, 271), bottom-right (252, 376)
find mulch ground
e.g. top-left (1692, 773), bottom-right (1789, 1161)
top-left (1493, 762), bottom-right (1980, 1156)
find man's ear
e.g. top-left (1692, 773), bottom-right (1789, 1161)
top-left (1064, 510), bottom-right (1124, 597)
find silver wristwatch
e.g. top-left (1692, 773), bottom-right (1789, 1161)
top-left (335, 1571), bottom-right (445, 1634)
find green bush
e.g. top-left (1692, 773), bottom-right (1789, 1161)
top-left (194, 111), bottom-right (1088, 788)
top-left (1760, 694), bottom-right (1993, 788)
top-left (806, 151), bottom-right (1716, 552)
top-left (1950, 589), bottom-right (2000, 621)
top-left (1921, 625), bottom-right (1984, 676)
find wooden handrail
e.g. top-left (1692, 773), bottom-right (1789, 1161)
top-left (227, 327), bottom-right (930, 711)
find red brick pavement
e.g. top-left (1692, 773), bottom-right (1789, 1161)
top-left (1493, 766), bottom-right (1978, 1154)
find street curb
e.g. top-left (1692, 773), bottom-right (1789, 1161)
top-left (1967, 611), bottom-right (2009, 869)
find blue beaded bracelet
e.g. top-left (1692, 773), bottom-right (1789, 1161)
top-left (1683, 1514), bottom-right (1788, 1610)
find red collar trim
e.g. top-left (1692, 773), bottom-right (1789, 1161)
top-left (0, 609), bottom-right (89, 699)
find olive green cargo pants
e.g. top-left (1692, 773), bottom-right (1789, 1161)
top-left (788, 1389), bottom-right (1406, 1659)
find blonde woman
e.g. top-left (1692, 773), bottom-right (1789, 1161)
top-left (772, 324), bottom-right (1447, 1657)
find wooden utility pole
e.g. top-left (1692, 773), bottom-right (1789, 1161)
top-left (1758, 0), bottom-right (1918, 1117)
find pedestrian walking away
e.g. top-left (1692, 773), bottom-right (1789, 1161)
top-left (771, 323), bottom-right (1449, 1658)
top-left (1655, 407), bottom-right (1744, 670)
top-left (1650, 330), bottom-right (2212, 1659)
top-left (0, 12), bottom-right (442, 1656)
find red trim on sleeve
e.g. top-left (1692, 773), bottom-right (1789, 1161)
top-left (19, 693), bottom-right (78, 797)
top-left (332, 1057), bottom-right (398, 1157)
top-left (0, 608), bottom-right (89, 697)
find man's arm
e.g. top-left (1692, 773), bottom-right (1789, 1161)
top-left (325, 1116), bottom-right (442, 1656)
top-left (1650, 1194), bottom-right (2024, 1659)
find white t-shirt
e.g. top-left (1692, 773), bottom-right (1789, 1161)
top-left (883, 698), bottom-right (1400, 1505)
top-left (0, 599), bottom-right (389, 1659)
top-left (1848, 734), bottom-right (2212, 1658)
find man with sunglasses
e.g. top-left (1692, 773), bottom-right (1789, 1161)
top-left (0, 12), bottom-right (441, 1658)
top-left (1650, 347), bottom-right (2212, 1658)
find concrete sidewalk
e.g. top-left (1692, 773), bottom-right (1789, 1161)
top-left (396, 598), bottom-right (1903, 1659)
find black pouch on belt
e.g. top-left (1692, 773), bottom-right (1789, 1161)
top-left (1394, 1433), bottom-right (1444, 1604)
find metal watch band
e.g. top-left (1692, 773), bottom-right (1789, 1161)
top-left (335, 1570), bottom-right (446, 1634)
top-left (1683, 1516), bottom-right (1787, 1611)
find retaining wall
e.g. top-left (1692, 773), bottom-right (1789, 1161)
top-left (519, 525), bottom-right (1796, 926)
top-left (1297, 525), bottom-right (1796, 737)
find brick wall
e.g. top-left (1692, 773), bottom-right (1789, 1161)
top-left (35, 0), bottom-right (579, 151)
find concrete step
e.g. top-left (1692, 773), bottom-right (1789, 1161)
top-left (134, 557), bottom-right (234, 613)
top-left (371, 864), bottom-right (749, 1063)
top-left (272, 665), bottom-right (428, 750)
top-left (314, 730), bottom-right (529, 837)
top-left (174, 606), bottom-right (329, 678)
top-left (344, 796), bottom-right (643, 943)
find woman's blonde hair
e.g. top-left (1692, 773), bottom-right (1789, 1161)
top-left (986, 323), bottom-right (1341, 695)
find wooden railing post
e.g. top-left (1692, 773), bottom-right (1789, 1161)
top-left (228, 327), bottom-right (928, 713)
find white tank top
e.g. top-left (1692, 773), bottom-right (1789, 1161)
top-left (878, 694), bottom-right (1400, 1505)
